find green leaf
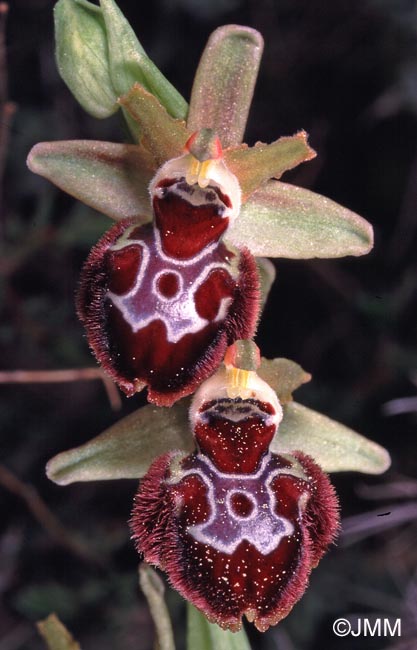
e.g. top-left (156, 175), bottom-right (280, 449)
top-left (273, 401), bottom-right (391, 474)
top-left (187, 25), bottom-right (263, 148)
top-left (225, 132), bottom-right (316, 200)
top-left (119, 84), bottom-right (189, 166)
top-left (228, 180), bottom-right (374, 258)
top-left (258, 358), bottom-right (311, 403)
top-left (99, 0), bottom-right (187, 120)
top-left (54, 0), bottom-right (118, 119)
top-left (37, 613), bottom-right (80, 650)
top-left (27, 140), bottom-right (155, 221)
top-left (139, 564), bottom-right (175, 650)
top-left (256, 257), bottom-right (276, 310)
top-left (46, 401), bottom-right (193, 485)
top-left (187, 603), bottom-right (251, 650)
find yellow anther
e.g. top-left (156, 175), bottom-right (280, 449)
top-left (185, 157), bottom-right (214, 189)
top-left (226, 367), bottom-right (254, 399)
top-left (197, 160), bottom-right (212, 188)
top-left (185, 156), bottom-right (201, 186)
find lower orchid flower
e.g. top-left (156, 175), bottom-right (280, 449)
top-left (131, 348), bottom-right (339, 631)
top-left (46, 339), bottom-right (391, 636)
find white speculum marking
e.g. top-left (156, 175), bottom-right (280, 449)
top-left (107, 226), bottom-right (236, 344)
top-left (170, 453), bottom-right (308, 556)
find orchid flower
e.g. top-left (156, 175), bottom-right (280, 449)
top-left (27, 0), bottom-right (373, 405)
top-left (47, 339), bottom-right (390, 632)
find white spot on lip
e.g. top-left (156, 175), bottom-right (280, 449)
top-left (171, 454), bottom-right (298, 555)
top-left (107, 229), bottom-right (236, 344)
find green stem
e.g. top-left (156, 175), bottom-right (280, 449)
top-left (139, 564), bottom-right (176, 650)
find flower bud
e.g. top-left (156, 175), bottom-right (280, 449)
top-left (54, 0), bottom-right (118, 119)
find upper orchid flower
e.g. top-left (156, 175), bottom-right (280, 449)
top-left (27, 0), bottom-right (373, 406)
top-left (75, 128), bottom-right (260, 404)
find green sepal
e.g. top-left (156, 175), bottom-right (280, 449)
top-left (225, 132), bottom-right (316, 201)
top-left (99, 0), bottom-right (187, 121)
top-left (54, 0), bottom-right (118, 119)
top-left (46, 401), bottom-right (193, 485)
top-left (187, 25), bottom-right (263, 148)
top-left (44, 358), bottom-right (307, 485)
top-left (37, 613), bottom-right (80, 650)
top-left (273, 401), bottom-right (391, 474)
top-left (227, 180), bottom-right (374, 258)
top-left (27, 140), bottom-right (155, 221)
top-left (119, 84), bottom-right (189, 166)
top-left (256, 257), bottom-right (276, 310)
top-left (258, 357), bottom-right (311, 403)
top-left (187, 603), bottom-right (251, 650)
top-left (46, 358), bottom-right (390, 483)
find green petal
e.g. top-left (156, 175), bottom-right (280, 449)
top-left (37, 613), bottom-right (80, 650)
top-left (27, 140), bottom-right (155, 221)
top-left (228, 180), bottom-right (374, 258)
top-left (187, 603), bottom-right (252, 650)
top-left (258, 358), bottom-right (311, 403)
top-left (99, 0), bottom-right (187, 120)
top-left (224, 132), bottom-right (316, 200)
top-left (256, 257), bottom-right (276, 310)
top-left (46, 402), bottom-right (193, 485)
top-left (119, 84), bottom-right (189, 166)
top-left (54, 0), bottom-right (118, 119)
top-left (273, 401), bottom-right (391, 474)
top-left (187, 25), bottom-right (263, 148)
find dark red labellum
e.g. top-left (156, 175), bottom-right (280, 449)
top-left (77, 219), bottom-right (259, 405)
top-left (131, 392), bottom-right (340, 630)
top-left (152, 177), bottom-right (231, 258)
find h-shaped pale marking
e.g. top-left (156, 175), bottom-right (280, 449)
top-left (107, 226), bottom-right (235, 344)
top-left (169, 453), bottom-right (308, 556)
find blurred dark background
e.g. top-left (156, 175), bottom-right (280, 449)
top-left (1, 0), bottom-right (417, 648)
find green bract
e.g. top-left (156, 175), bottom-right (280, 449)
top-left (187, 603), bottom-right (251, 650)
top-left (54, 0), bottom-right (117, 119)
top-left (55, 0), bottom-right (187, 122)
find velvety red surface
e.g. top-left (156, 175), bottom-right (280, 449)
top-left (131, 446), bottom-right (339, 631)
top-left (194, 405), bottom-right (277, 473)
top-left (77, 219), bottom-right (259, 405)
top-left (153, 191), bottom-right (229, 259)
top-left (107, 245), bottom-right (143, 295)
